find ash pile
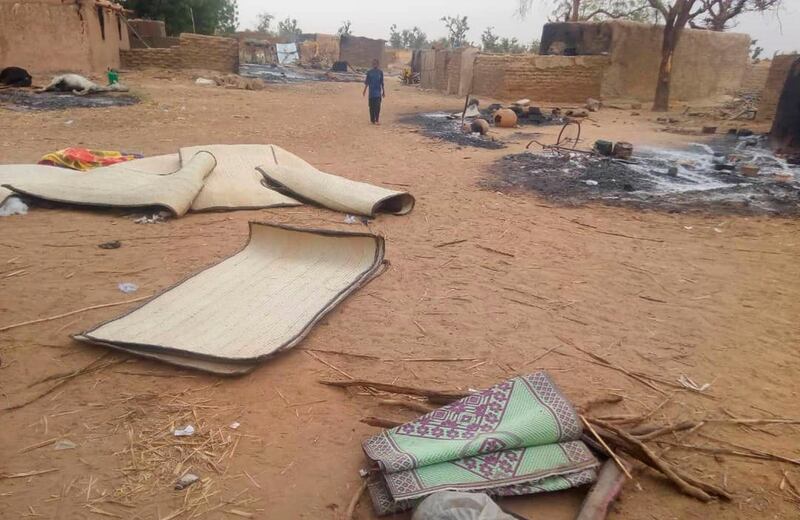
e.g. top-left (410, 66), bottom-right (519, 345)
top-left (487, 136), bottom-right (800, 216)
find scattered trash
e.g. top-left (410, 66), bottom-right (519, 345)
top-left (229, 422), bottom-right (241, 430)
top-left (118, 282), bottom-right (139, 294)
top-left (174, 473), bottom-right (200, 490)
top-left (774, 172), bottom-right (794, 184)
top-left (173, 425), bottom-right (196, 437)
top-left (98, 241), bottom-right (122, 250)
top-left (64, 120), bottom-right (74, 126)
top-left (0, 197), bottom-right (28, 217)
top-left (195, 78), bottom-right (215, 86)
top-left (713, 228), bottom-right (724, 233)
top-left (684, 226), bottom-right (694, 230)
top-left (667, 166), bottom-right (679, 177)
top-left (586, 98), bottom-right (601, 112)
top-left (412, 492), bottom-right (517, 520)
top-left (702, 126), bottom-right (718, 134)
top-left (39, 148), bottom-right (143, 170)
top-left (0, 66), bottom-right (32, 87)
top-left (133, 211), bottom-right (169, 224)
top-left (344, 214), bottom-right (359, 224)
top-left (678, 374), bottom-right (712, 392)
top-left (584, 180), bottom-right (599, 186)
top-left (53, 439), bottom-right (78, 451)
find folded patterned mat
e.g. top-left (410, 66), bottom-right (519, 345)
top-left (362, 373), bottom-right (599, 515)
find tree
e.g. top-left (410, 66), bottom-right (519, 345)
top-left (529, 39), bottom-right (542, 53)
top-left (402, 27), bottom-right (429, 49)
top-left (519, 0), bottom-right (656, 22)
top-left (390, 25), bottom-right (429, 49)
top-left (389, 25), bottom-right (403, 48)
top-left (441, 15), bottom-right (470, 48)
top-left (338, 20), bottom-right (352, 37)
top-left (256, 12), bottom-right (274, 34)
top-left (278, 17), bottom-right (302, 41)
top-left (481, 27), bottom-right (501, 52)
top-left (499, 37), bottom-right (529, 54)
top-left (122, 0), bottom-right (239, 36)
top-left (693, 0), bottom-right (782, 31)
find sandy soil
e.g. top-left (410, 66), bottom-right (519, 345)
top-left (1, 72), bottom-right (799, 520)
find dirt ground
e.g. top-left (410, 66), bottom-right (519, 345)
top-left (1, 72), bottom-right (799, 520)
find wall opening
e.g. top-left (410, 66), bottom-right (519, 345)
top-left (117, 14), bottom-right (122, 40)
top-left (97, 7), bottom-right (106, 40)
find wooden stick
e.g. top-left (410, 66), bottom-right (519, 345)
top-left (305, 351), bottom-right (355, 380)
top-left (581, 415), bottom-right (632, 480)
top-left (476, 244), bottom-right (515, 257)
top-left (576, 460), bottom-right (626, 520)
top-left (302, 348), bottom-right (380, 360)
top-left (590, 419), bottom-right (714, 502)
top-left (361, 416), bottom-right (402, 429)
top-left (579, 394), bottom-right (624, 413)
top-left (0, 468), bottom-right (59, 479)
top-left (319, 379), bottom-right (469, 404)
top-left (705, 418), bottom-right (800, 426)
top-left (434, 239), bottom-right (467, 248)
top-left (0, 295), bottom-right (151, 333)
top-left (2, 357), bottom-right (126, 412)
top-left (344, 480), bottom-right (368, 520)
top-left (633, 421), bottom-right (703, 441)
top-left (18, 437), bottom-right (59, 454)
top-left (376, 399), bottom-right (436, 414)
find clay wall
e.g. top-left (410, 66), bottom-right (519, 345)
top-left (600, 21), bottom-right (750, 101)
top-left (339, 36), bottom-right (386, 68)
top-left (0, 0), bottom-right (130, 74)
top-left (121, 33), bottom-right (239, 73)
top-left (472, 54), bottom-right (609, 103)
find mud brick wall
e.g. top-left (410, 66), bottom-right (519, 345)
top-left (472, 54), bottom-right (609, 103)
top-left (339, 36), bottom-right (386, 68)
top-left (446, 50), bottom-right (463, 95)
top-left (434, 50), bottom-right (451, 92)
top-left (121, 33), bottom-right (239, 73)
top-left (758, 54), bottom-right (800, 123)
top-left (741, 61), bottom-right (771, 94)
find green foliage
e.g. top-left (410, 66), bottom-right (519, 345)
top-left (122, 0), bottom-right (239, 36)
top-left (481, 27), bottom-right (500, 52)
top-left (389, 24), bottom-right (429, 49)
top-left (750, 39), bottom-right (764, 61)
top-left (278, 17), bottom-right (302, 41)
top-left (256, 12), bottom-right (274, 34)
top-left (440, 15), bottom-right (470, 48)
top-left (518, 0), bottom-right (656, 22)
top-left (338, 20), bottom-right (352, 37)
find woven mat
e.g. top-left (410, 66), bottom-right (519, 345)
top-left (0, 164), bottom-right (72, 205)
top-left (257, 149), bottom-right (414, 217)
top-left (180, 144), bottom-right (300, 211)
top-left (2, 152), bottom-right (215, 216)
top-left (362, 373), bottom-right (599, 515)
top-left (75, 222), bottom-right (385, 374)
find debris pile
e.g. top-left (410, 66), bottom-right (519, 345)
top-left (488, 137), bottom-right (800, 215)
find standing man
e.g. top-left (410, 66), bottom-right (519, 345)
top-left (363, 59), bottom-right (385, 125)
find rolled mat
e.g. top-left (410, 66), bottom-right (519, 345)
top-left (179, 144), bottom-right (301, 211)
top-left (75, 222), bottom-right (386, 375)
top-left (2, 152), bottom-right (216, 216)
top-left (257, 150), bottom-right (415, 217)
top-left (362, 373), bottom-right (599, 515)
top-left (0, 164), bottom-right (72, 205)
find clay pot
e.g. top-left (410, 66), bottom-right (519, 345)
top-left (470, 118), bottom-right (490, 135)
top-left (494, 108), bottom-right (518, 128)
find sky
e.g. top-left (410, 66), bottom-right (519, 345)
top-left (236, 0), bottom-right (800, 55)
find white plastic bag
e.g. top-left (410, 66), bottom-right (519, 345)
top-left (412, 492), bottom-right (519, 520)
top-left (0, 197), bottom-right (28, 217)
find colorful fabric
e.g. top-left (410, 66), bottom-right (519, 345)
top-left (38, 148), bottom-right (143, 171)
top-left (362, 373), bottom-right (599, 515)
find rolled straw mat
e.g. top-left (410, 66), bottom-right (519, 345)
top-left (75, 222), bottom-right (386, 375)
top-left (257, 149), bottom-right (415, 217)
top-left (2, 152), bottom-right (216, 216)
top-left (179, 144), bottom-right (300, 211)
top-left (0, 164), bottom-right (73, 205)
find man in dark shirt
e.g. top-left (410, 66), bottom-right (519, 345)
top-left (363, 59), bottom-right (385, 124)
